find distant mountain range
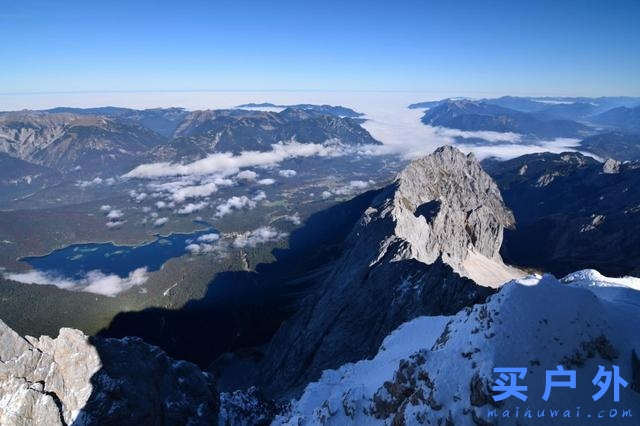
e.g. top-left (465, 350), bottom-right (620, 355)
top-left (235, 103), bottom-right (363, 118)
top-left (591, 104), bottom-right (640, 131)
top-left (166, 107), bottom-right (376, 155)
top-left (0, 106), bottom-right (379, 176)
top-left (409, 96), bottom-right (640, 158)
top-left (409, 95), bottom-right (640, 118)
top-left (417, 99), bottom-right (590, 138)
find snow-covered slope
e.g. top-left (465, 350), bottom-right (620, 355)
top-left (275, 272), bottom-right (640, 425)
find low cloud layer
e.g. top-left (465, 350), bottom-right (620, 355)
top-left (153, 217), bottom-right (169, 227)
top-left (215, 195), bottom-right (256, 218)
top-left (232, 226), bottom-right (288, 248)
top-left (123, 141), bottom-right (345, 179)
top-left (185, 225), bottom-right (287, 255)
top-left (278, 169), bottom-right (297, 178)
top-left (322, 180), bottom-right (375, 199)
top-left (177, 201), bottom-right (208, 215)
top-left (4, 267), bottom-right (149, 297)
top-left (360, 105), bottom-right (595, 161)
top-left (171, 183), bottom-right (217, 203)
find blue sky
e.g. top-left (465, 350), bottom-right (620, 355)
top-left (1, 0), bottom-right (639, 96)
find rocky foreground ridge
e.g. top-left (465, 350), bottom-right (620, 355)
top-left (0, 320), bottom-right (218, 425)
top-left (275, 272), bottom-right (640, 425)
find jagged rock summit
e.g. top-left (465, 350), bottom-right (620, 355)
top-left (253, 146), bottom-right (522, 398)
top-left (386, 145), bottom-right (521, 286)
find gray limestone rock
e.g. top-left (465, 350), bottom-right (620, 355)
top-left (0, 320), bottom-right (218, 426)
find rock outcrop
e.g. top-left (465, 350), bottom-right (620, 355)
top-left (603, 158), bottom-right (622, 174)
top-left (254, 146), bottom-right (521, 398)
top-left (0, 319), bottom-right (218, 425)
top-left (386, 145), bottom-right (520, 286)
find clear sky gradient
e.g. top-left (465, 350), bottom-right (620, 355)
top-left (1, 0), bottom-right (639, 97)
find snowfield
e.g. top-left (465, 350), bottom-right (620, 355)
top-left (272, 271), bottom-right (640, 425)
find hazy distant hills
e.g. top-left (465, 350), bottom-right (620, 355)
top-left (579, 131), bottom-right (640, 160)
top-left (591, 104), bottom-right (640, 131)
top-left (0, 105), bottom-right (379, 176)
top-left (168, 108), bottom-right (377, 155)
top-left (235, 103), bottom-right (363, 118)
top-left (417, 99), bottom-right (590, 138)
top-left (43, 107), bottom-right (190, 137)
top-left (409, 95), bottom-right (640, 117)
top-left (410, 96), bottom-right (640, 160)
top-left (0, 112), bottom-right (166, 175)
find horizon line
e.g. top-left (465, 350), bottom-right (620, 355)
top-left (2, 88), bottom-right (639, 98)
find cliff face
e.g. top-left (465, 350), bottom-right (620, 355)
top-left (256, 146), bottom-right (521, 398)
top-left (0, 320), bottom-right (218, 426)
top-left (386, 145), bottom-right (520, 286)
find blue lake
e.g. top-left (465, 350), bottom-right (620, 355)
top-left (22, 227), bottom-right (217, 279)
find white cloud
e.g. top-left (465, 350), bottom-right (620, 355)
top-left (133, 192), bottom-right (147, 202)
top-left (434, 127), bottom-right (522, 143)
top-left (156, 201), bottom-right (167, 209)
top-left (76, 177), bottom-right (103, 188)
top-left (123, 141), bottom-right (347, 179)
top-left (4, 267), bottom-right (149, 297)
top-left (252, 190), bottom-right (267, 201)
top-left (100, 205), bottom-right (111, 212)
top-left (215, 196), bottom-right (256, 218)
top-left (236, 170), bottom-right (258, 181)
top-left (106, 220), bottom-right (125, 228)
top-left (197, 233), bottom-right (220, 242)
top-left (360, 105), bottom-right (597, 161)
top-left (349, 180), bottom-right (371, 189)
top-left (325, 180), bottom-right (375, 197)
top-left (186, 243), bottom-right (219, 254)
top-left (177, 201), bottom-right (208, 215)
top-left (278, 169), bottom-right (297, 177)
top-left (455, 138), bottom-right (585, 161)
top-left (185, 233), bottom-right (222, 254)
top-left (107, 209), bottom-right (124, 219)
top-left (148, 179), bottom-right (195, 193)
top-left (232, 226), bottom-right (288, 248)
top-left (153, 217), bottom-right (168, 227)
top-left (283, 213), bottom-right (301, 225)
top-left (257, 178), bottom-right (275, 185)
top-left (171, 183), bottom-right (217, 203)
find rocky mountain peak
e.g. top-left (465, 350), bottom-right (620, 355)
top-left (603, 158), bottom-right (622, 174)
top-left (252, 146), bottom-right (519, 398)
top-left (370, 145), bottom-right (520, 286)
